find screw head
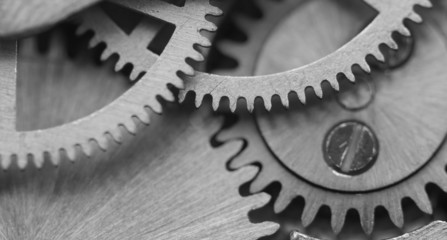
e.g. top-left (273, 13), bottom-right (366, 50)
top-left (323, 121), bottom-right (378, 175)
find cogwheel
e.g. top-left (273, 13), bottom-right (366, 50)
top-left (0, 0), bottom-right (219, 169)
top-left (180, 0), bottom-right (433, 112)
top-left (218, 2), bottom-right (447, 237)
top-left (0, 104), bottom-right (278, 239)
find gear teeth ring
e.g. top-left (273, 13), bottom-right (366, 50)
top-left (221, 114), bottom-right (447, 235)
top-left (180, 0), bottom-right (433, 112)
top-left (0, 0), bottom-right (220, 169)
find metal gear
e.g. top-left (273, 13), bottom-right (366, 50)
top-left (290, 221), bottom-right (447, 240)
top-left (0, 100), bottom-right (279, 239)
top-left (180, 0), bottom-right (433, 112)
top-left (0, 0), bottom-right (219, 169)
top-left (215, 0), bottom-right (447, 237)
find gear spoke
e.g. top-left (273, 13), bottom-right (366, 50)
top-left (0, 40), bottom-right (17, 131)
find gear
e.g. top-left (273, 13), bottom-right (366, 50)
top-left (180, 0), bottom-right (432, 112)
top-left (0, 101), bottom-right (279, 239)
top-left (290, 221), bottom-right (447, 239)
top-left (216, 0), bottom-right (447, 237)
top-left (0, 0), bottom-right (220, 169)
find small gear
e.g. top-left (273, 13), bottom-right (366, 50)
top-left (0, 0), bottom-right (220, 168)
top-left (180, 0), bottom-right (432, 112)
top-left (218, 4), bottom-right (447, 237)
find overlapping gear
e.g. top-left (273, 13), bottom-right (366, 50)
top-left (0, 0), bottom-right (445, 239)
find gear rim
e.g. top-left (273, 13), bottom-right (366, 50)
top-left (0, 0), bottom-right (221, 168)
top-left (180, 0), bottom-right (433, 112)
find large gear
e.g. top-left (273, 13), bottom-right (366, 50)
top-left (0, 90), bottom-right (279, 238)
top-left (0, 0), bottom-right (219, 169)
top-left (213, 0), bottom-right (447, 238)
top-left (180, 0), bottom-right (433, 112)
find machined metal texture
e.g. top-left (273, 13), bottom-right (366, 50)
top-left (290, 221), bottom-right (447, 240)
top-left (180, 0), bottom-right (433, 112)
top-left (2, 27), bottom-right (278, 239)
top-left (0, 0), bottom-right (220, 168)
top-left (0, 0), bottom-right (101, 37)
top-left (0, 101), bottom-right (279, 239)
top-left (206, 0), bottom-right (447, 237)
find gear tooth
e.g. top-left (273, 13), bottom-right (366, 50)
top-left (373, 48), bottom-right (385, 62)
top-left (344, 71), bottom-right (355, 82)
top-left (114, 59), bottom-right (126, 72)
top-left (281, 95), bottom-right (289, 109)
top-left (212, 98), bottom-right (221, 111)
top-left (1, 154), bottom-right (11, 169)
top-left (229, 148), bottom-right (257, 169)
top-left (247, 101), bottom-right (255, 113)
top-left (330, 80), bottom-right (340, 91)
top-left (250, 170), bottom-right (271, 193)
top-left (359, 205), bottom-right (375, 235)
top-left (264, 99), bottom-right (272, 111)
top-left (151, 100), bottom-right (163, 114)
top-left (418, 0), bottom-right (433, 8)
top-left (129, 69), bottom-right (142, 81)
top-left (302, 202), bottom-right (320, 227)
top-left (95, 136), bottom-right (109, 151)
top-left (76, 25), bottom-right (88, 35)
top-left (100, 48), bottom-right (113, 61)
top-left (51, 151), bottom-right (61, 166)
top-left (413, 191), bottom-right (433, 214)
top-left (197, 37), bottom-right (212, 48)
top-left (274, 190), bottom-right (293, 213)
top-left (229, 98), bottom-right (238, 112)
top-left (88, 37), bottom-right (101, 48)
top-left (201, 22), bottom-right (218, 32)
top-left (387, 202), bottom-right (404, 228)
top-left (17, 154), bottom-right (28, 169)
top-left (387, 38), bottom-right (399, 50)
top-left (217, 122), bottom-right (246, 142)
top-left (190, 49), bottom-right (204, 62)
top-left (397, 26), bottom-right (411, 37)
top-left (313, 87), bottom-right (323, 99)
top-left (159, 88), bottom-right (176, 104)
top-left (359, 60), bottom-right (371, 73)
top-left (33, 153), bottom-right (45, 169)
top-left (207, 6), bottom-right (223, 16)
top-left (82, 142), bottom-right (95, 157)
top-left (331, 208), bottom-right (348, 234)
top-left (65, 146), bottom-right (77, 161)
top-left (408, 11), bottom-right (423, 23)
top-left (109, 126), bottom-right (124, 143)
top-left (124, 118), bottom-right (138, 135)
top-left (177, 90), bottom-right (188, 103)
top-left (136, 107), bottom-right (151, 125)
top-left (182, 64), bottom-right (195, 77)
top-left (297, 90), bottom-right (307, 105)
top-left (195, 93), bottom-right (205, 108)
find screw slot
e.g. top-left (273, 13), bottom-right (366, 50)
top-left (323, 121), bottom-right (379, 176)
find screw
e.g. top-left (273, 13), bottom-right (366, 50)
top-left (323, 121), bottom-right (378, 175)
